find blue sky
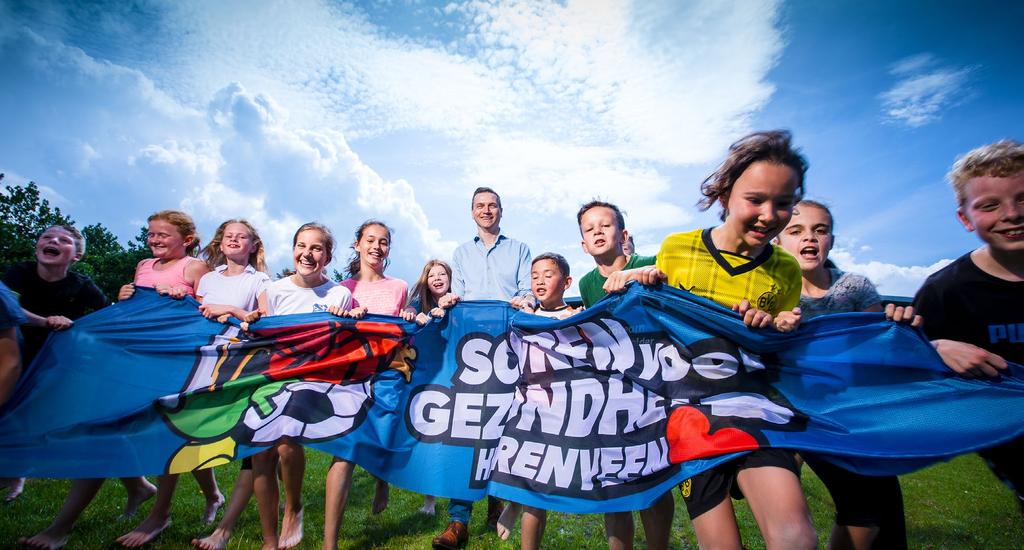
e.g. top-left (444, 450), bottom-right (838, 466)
top-left (1, 0), bottom-right (1021, 297)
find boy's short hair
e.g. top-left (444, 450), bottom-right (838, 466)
top-left (576, 200), bottom-right (626, 232)
top-left (43, 224), bottom-right (86, 257)
top-left (948, 139), bottom-right (1024, 205)
top-left (532, 252), bottom-right (570, 278)
top-left (471, 186), bottom-right (502, 209)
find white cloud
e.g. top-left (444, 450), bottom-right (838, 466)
top-left (181, 83), bottom-right (459, 276)
top-left (463, 135), bottom-right (692, 233)
top-left (453, 0), bottom-right (784, 165)
top-left (0, 22), bottom-right (456, 282)
top-left (830, 247), bottom-right (951, 298)
top-left (880, 54), bottom-right (973, 127)
top-left (1, 1), bottom-right (793, 289)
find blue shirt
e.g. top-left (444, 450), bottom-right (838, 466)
top-left (451, 234), bottom-right (532, 300)
top-left (0, 281), bottom-right (28, 349)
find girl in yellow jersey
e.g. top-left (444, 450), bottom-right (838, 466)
top-left (608, 130), bottom-right (816, 550)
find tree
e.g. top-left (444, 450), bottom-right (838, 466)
top-left (0, 182), bottom-right (74, 270)
top-left (74, 225), bottom-right (151, 300)
top-left (0, 181), bottom-right (148, 301)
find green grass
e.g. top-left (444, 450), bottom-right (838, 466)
top-left (2, 452), bottom-right (1021, 549)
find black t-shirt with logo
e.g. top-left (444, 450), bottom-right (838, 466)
top-left (913, 253), bottom-right (1023, 365)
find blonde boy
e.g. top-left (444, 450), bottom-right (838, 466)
top-left (913, 138), bottom-right (1023, 511)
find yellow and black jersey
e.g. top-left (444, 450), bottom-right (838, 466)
top-left (655, 228), bottom-right (801, 315)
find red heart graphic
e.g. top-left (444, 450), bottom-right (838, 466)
top-left (667, 405), bottom-right (760, 463)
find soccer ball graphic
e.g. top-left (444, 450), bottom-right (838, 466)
top-left (243, 380), bottom-right (373, 443)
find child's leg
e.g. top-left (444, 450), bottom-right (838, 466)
top-left (603, 511), bottom-right (634, 550)
top-left (977, 435), bottom-right (1024, 510)
top-left (805, 455), bottom-right (905, 550)
top-left (277, 441), bottom-right (305, 550)
top-left (18, 478), bottom-right (105, 549)
top-left (192, 461), bottom-right (254, 550)
top-left (496, 501), bottom-right (522, 540)
top-left (371, 476), bottom-right (389, 515)
top-left (690, 500), bottom-right (743, 550)
top-left (116, 474), bottom-right (178, 547)
top-left (520, 506), bottom-right (547, 550)
top-left (638, 492), bottom-right (674, 550)
top-left (682, 465), bottom-right (743, 550)
top-left (252, 447), bottom-right (280, 550)
top-left (418, 494), bottom-right (436, 515)
top-left (119, 477), bottom-right (158, 519)
top-left (322, 458), bottom-right (355, 550)
top-left (736, 459), bottom-right (816, 550)
top-left (1, 476), bottom-right (25, 502)
top-left (191, 467), bottom-right (225, 524)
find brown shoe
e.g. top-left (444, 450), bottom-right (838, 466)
top-left (432, 521), bottom-right (468, 549)
top-left (485, 496), bottom-right (504, 530)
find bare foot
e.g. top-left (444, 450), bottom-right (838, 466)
top-left (2, 477), bottom-right (25, 502)
top-left (260, 542), bottom-right (278, 550)
top-left (119, 479), bottom-right (157, 520)
top-left (279, 507), bottom-right (303, 549)
top-left (202, 493), bottom-right (225, 524)
top-left (418, 495), bottom-right (436, 516)
top-left (191, 527), bottom-right (231, 550)
top-left (116, 516), bottom-right (170, 547)
top-left (496, 502), bottom-right (522, 541)
top-left (371, 480), bottom-right (389, 515)
top-left (17, 530), bottom-right (68, 550)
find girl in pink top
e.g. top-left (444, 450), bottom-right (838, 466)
top-left (115, 211), bottom-right (224, 548)
top-left (322, 220), bottom-right (416, 547)
top-left (336, 221), bottom-right (411, 318)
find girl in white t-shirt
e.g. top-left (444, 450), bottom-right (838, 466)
top-left (191, 219), bottom-right (271, 550)
top-left (251, 222), bottom-right (353, 550)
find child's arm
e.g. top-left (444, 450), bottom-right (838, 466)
top-left (772, 307), bottom-right (802, 332)
top-left (733, 299), bottom-right (774, 329)
top-left (883, 303), bottom-right (923, 327)
top-left (437, 293), bottom-right (460, 309)
top-left (119, 260), bottom-right (148, 301)
top-left (0, 327), bottom-right (20, 407)
top-left (21, 308), bottom-right (73, 331)
top-left (602, 266), bottom-right (666, 293)
top-left (161, 259), bottom-right (212, 300)
top-left (509, 296), bottom-right (536, 313)
top-left (243, 290), bottom-right (270, 322)
top-left (198, 303), bottom-right (250, 321)
top-left (328, 305), bottom-right (366, 319)
top-left (932, 339), bottom-right (1008, 378)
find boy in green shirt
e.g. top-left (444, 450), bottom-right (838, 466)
top-left (576, 200), bottom-right (672, 550)
top-left (577, 201), bottom-right (655, 308)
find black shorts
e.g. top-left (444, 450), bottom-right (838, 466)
top-left (680, 448), bottom-right (800, 520)
top-left (804, 455), bottom-right (905, 529)
top-left (978, 434), bottom-right (1024, 503)
top-left (241, 455), bottom-right (252, 471)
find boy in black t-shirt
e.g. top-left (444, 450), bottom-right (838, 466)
top-left (2, 225), bottom-right (106, 364)
top-left (9, 226), bottom-right (158, 548)
top-left (913, 139), bottom-right (1024, 513)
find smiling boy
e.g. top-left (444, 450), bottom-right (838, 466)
top-left (512, 252), bottom-right (577, 319)
top-left (2, 225), bottom-right (106, 365)
top-left (577, 201), bottom-right (656, 308)
top-left (575, 200), bottom-right (674, 550)
top-left (913, 139), bottom-right (1024, 512)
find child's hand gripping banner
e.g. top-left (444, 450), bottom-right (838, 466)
top-left (1, 285), bottom-right (1023, 514)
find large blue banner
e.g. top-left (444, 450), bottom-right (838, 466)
top-left (1, 285), bottom-right (1022, 514)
